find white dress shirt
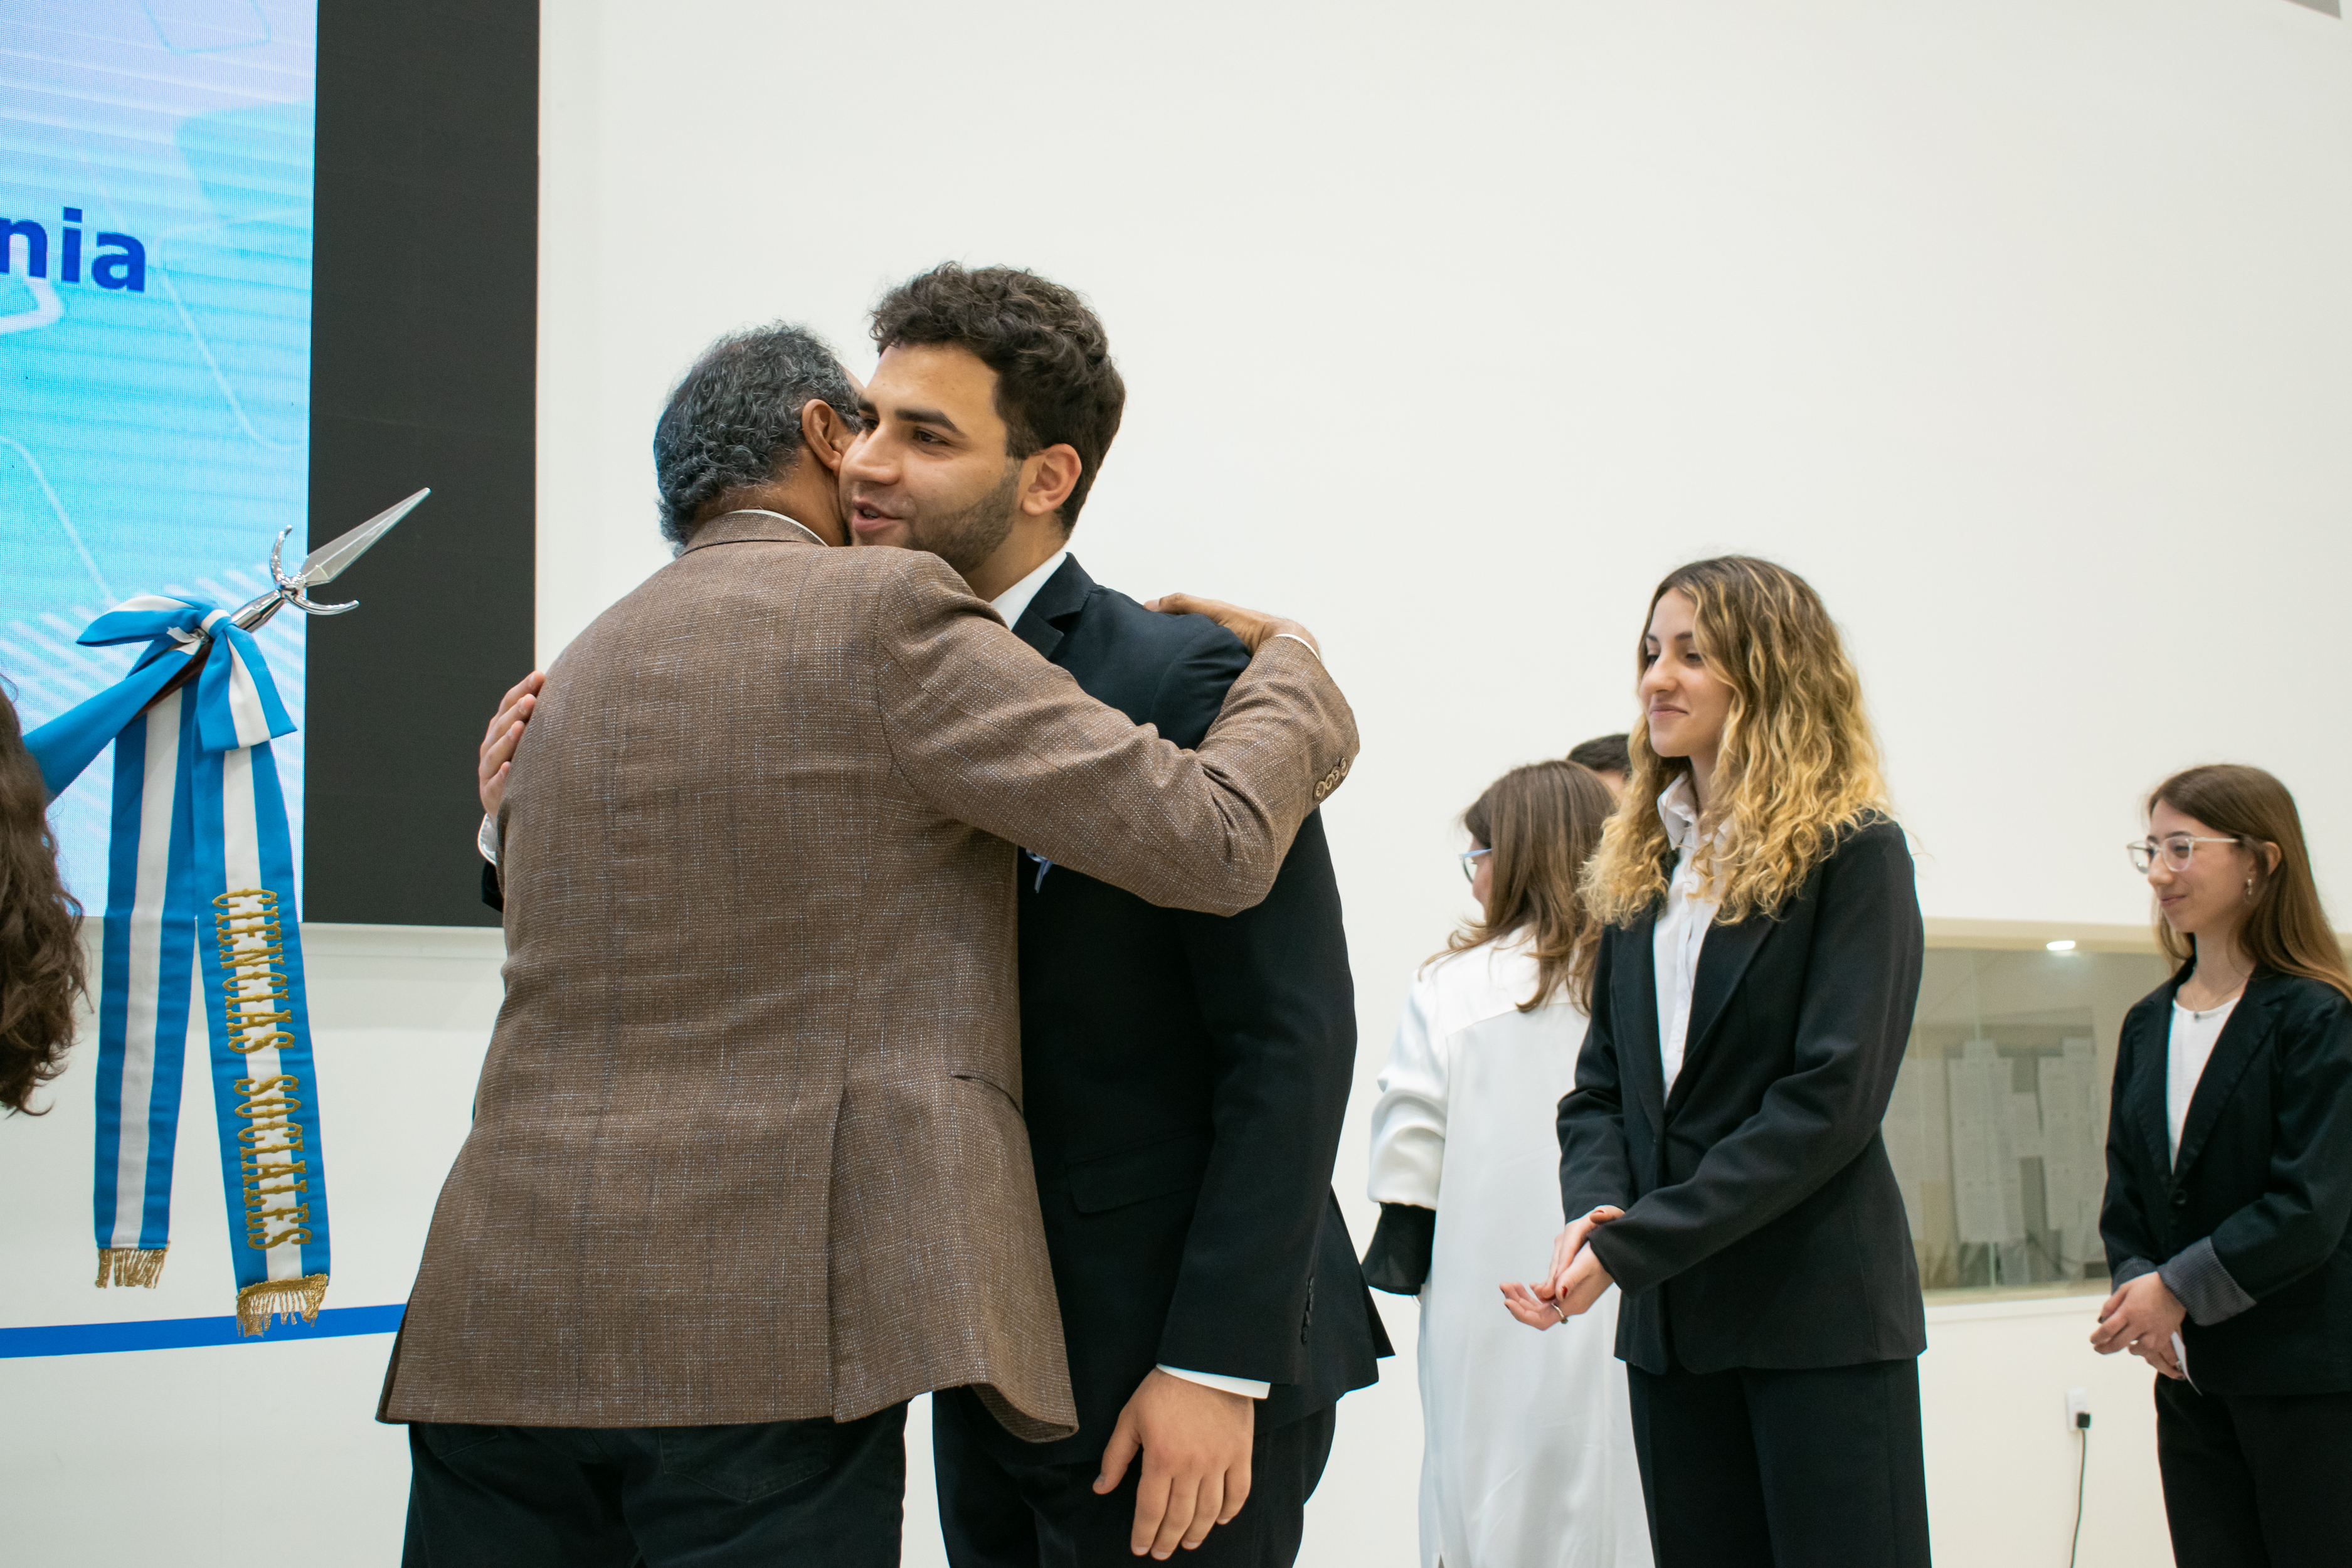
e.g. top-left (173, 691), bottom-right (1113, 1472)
top-left (989, 547), bottom-right (1069, 632)
top-left (1652, 775), bottom-right (1722, 1098)
top-left (2167, 994), bottom-right (2240, 1164)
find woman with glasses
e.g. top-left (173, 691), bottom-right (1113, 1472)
top-left (1503, 556), bottom-right (1928, 1568)
top-left (1364, 759), bottom-right (1650, 1568)
top-left (2092, 764), bottom-right (2352, 1567)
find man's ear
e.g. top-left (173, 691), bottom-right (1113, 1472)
top-left (1019, 443), bottom-right (1083, 518)
top-left (802, 400), bottom-right (856, 474)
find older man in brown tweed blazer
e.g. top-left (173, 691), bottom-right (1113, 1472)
top-left (388, 324), bottom-right (1356, 1568)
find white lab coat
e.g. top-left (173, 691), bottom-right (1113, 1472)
top-left (1368, 936), bottom-right (1652, 1568)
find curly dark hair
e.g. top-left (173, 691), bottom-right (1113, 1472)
top-left (871, 263), bottom-right (1125, 529)
top-left (650, 322), bottom-right (860, 549)
top-left (0, 686), bottom-right (84, 1115)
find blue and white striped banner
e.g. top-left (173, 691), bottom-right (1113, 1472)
top-left (26, 595), bottom-right (332, 1335)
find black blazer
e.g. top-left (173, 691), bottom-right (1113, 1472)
top-left (962, 555), bottom-right (1385, 1466)
top-left (1558, 817), bottom-right (1927, 1375)
top-left (2100, 968), bottom-right (2352, 1396)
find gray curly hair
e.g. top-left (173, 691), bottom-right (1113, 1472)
top-left (650, 323), bottom-right (859, 549)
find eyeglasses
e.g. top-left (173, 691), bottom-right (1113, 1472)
top-left (1459, 847), bottom-right (1491, 884)
top-left (2126, 835), bottom-right (2240, 874)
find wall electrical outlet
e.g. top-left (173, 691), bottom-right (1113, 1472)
top-left (2065, 1387), bottom-right (2092, 1431)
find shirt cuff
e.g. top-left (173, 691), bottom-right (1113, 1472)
top-left (1360, 1202), bottom-right (1437, 1295)
top-left (2158, 1236), bottom-right (2258, 1327)
top-left (1157, 1365), bottom-right (1269, 1399)
top-left (1269, 632), bottom-right (1321, 665)
top-left (477, 813), bottom-right (501, 867)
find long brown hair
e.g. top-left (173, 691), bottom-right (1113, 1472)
top-left (1444, 760), bottom-right (1613, 1011)
top-left (2148, 765), bottom-right (2352, 1004)
top-left (1584, 556), bottom-right (1892, 926)
top-left (1, 687), bottom-right (85, 1113)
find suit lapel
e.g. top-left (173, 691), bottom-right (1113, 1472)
top-left (2122, 994), bottom-right (2176, 1184)
top-left (1620, 905), bottom-right (1667, 1133)
top-left (1666, 913), bottom-right (1772, 1117)
top-left (1011, 554), bottom-right (1095, 661)
top-left (2171, 976), bottom-right (2280, 1177)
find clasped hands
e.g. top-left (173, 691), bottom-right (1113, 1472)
top-left (2089, 1270), bottom-right (2189, 1380)
top-left (1500, 1205), bottom-right (1624, 1330)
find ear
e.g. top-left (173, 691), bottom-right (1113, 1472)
top-left (802, 400), bottom-right (855, 474)
top-left (2260, 840), bottom-right (2284, 876)
top-left (1017, 443), bottom-right (1083, 520)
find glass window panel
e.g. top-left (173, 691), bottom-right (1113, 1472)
top-left (1887, 944), bottom-right (2169, 1298)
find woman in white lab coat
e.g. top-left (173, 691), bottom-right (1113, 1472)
top-left (1365, 760), bottom-right (1651, 1568)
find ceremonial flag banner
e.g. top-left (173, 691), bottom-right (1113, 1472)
top-left (28, 595), bottom-right (332, 1334)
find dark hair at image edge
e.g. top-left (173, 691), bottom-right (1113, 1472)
top-left (871, 263), bottom-right (1125, 529)
top-left (2149, 763), bottom-right (2352, 1004)
top-left (1443, 760), bottom-right (1614, 1012)
top-left (1567, 733), bottom-right (1631, 776)
top-left (0, 686), bottom-right (85, 1113)
top-left (652, 323), bottom-right (859, 549)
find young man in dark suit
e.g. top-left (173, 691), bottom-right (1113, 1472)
top-left (844, 265), bottom-right (1386, 1566)
top-left (478, 272), bottom-right (1385, 1564)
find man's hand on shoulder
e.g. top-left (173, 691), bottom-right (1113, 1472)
top-left (479, 670), bottom-right (544, 816)
top-left (1093, 1367), bottom-right (1255, 1559)
top-left (1144, 593), bottom-right (1316, 659)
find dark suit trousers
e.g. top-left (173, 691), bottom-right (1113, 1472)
top-left (1625, 1358), bottom-right (1929, 1568)
top-left (400, 1406), bottom-right (906, 1568)
top-left (932, 1389), bottom-right (1335, 1568)
top-left (2156, 1376), bottom-right (2352, 1567)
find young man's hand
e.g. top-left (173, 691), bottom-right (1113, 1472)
top-left (479, 670), bottom-right (544, 816)
top-left (1093, 1369), bottom-right (1255, 1559)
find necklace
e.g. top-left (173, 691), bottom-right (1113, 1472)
top-left (2183, 958), bottom-right (2250, 1012)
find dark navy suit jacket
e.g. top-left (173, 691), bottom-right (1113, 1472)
top-left (960, 554), bottom-right (1386, 1465)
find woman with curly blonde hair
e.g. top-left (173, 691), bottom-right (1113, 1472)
top-left (1502, 557), bottom-right (1929, 1568)
top-left (1, 686), bottom-right (84, 1115)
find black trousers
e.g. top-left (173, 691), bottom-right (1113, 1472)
top-left (932, 1388), bottom-right (1336, 1568)
top-left (1625, 1357), bottom-right (1930, 1568)
top-left (400, 1405), bottom-right (906, 1568)
top-left (2156, 1376), bottom-right (2352, 1567)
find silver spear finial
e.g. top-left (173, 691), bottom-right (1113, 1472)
top-left (230, 488), bottom-right (430, 632)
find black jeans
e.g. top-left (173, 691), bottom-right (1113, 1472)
top-left (2157, 1376), bottom-right (2352, 1567)
top-left (1625, 1357), bottom-right (1930, 1568)
top-left (400, 1405), bottom-right (906, 1568)
top-left (932, 1387), bottom-right (1336, 1568)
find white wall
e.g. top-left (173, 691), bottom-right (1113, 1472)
top-left (527, 9), bottom-right (2351, 1555)
top-left (0, 927), bottom-right (495, 1565)
top-left (10, 2), bottom-right (2351, 1563)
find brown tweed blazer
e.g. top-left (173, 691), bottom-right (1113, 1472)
top-left (378, 514), bottom-right (1357, 1439)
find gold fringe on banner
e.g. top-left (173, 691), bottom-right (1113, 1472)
top-left (235, 1274), bottom-right (329, 1337)
top-left (95, 1248), bottom-right (167, 1288)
